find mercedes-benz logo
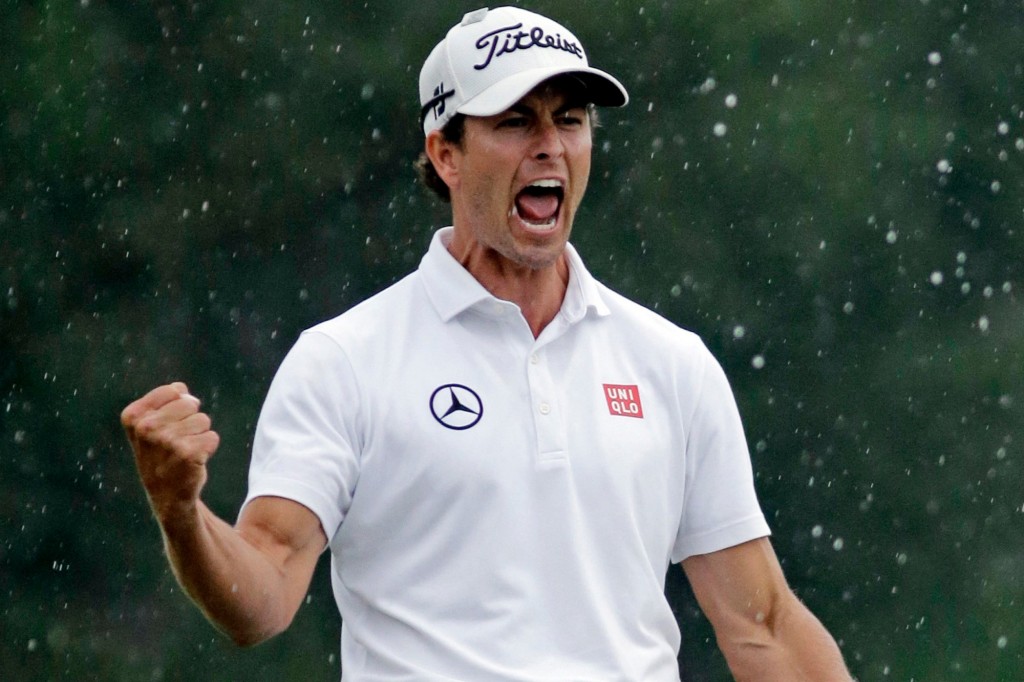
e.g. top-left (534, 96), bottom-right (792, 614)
top-left (430, 384), bottom-right (484, 430)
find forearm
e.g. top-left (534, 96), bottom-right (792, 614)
top-left (157, 501), bottom-right (297, 646)
top-left (720, 594), bottom-right (852, 682)
top-left (123, 384), bottom-right (323, 645)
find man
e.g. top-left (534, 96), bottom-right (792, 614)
top-left (121, 7), bottom-right (852, 680)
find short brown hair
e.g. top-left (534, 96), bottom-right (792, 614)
top-left (414, 115), bottom-right (466, 203)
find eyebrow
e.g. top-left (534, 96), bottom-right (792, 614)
top-left (506, 100), bottom-right (588, 117)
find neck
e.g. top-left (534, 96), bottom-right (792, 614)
top-left (448, 242), bottom-right (570, 338)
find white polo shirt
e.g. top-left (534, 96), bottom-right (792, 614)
top-left (244, 227), bottom-right (770, 681)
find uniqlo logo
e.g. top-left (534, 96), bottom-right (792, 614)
top-left (603, 384), bottom-right (644, 419)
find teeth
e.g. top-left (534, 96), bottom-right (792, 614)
top-left (528, 179), bottom-right (563, 189)
top-left (510, 205), bottom-right (556, 229)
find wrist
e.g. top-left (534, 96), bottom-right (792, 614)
top-left (152, 496), bottom-right (204, 535)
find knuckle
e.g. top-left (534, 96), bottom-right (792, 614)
top-left (134, 414), bottom-right (160, 438)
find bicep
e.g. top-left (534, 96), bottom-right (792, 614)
top-left (236, 496), bottom-right (328, 602)
top-left (681, 537), bottom-right (791, 637)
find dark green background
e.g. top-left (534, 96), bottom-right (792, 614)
top-left (2, 1), bottom-right (1022, 679)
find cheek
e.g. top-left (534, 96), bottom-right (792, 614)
top-left (569, 144), bottom-right (592, 205)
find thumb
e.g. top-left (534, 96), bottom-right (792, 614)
top-left (169, 382), bottom-right (201, 407)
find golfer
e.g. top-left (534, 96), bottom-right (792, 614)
top-left (122, 7), bottom-right (853, 680)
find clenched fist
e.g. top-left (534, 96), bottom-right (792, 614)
top-left (121, 382), bottom-right (221, 523)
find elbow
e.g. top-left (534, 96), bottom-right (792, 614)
top-left (218, 609), bottom-right (294, 648)
top-left (716, 591), bottom-right (797, 674)
top-left (226, 620), bottom-right (288, 648)
top-left (719, 592), bottom-right (851, 682)
top-left (229, 629), bottom-right (271, 649)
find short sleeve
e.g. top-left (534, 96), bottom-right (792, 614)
top-left (240, 330), bottom-right (362, 541)
top-left (672, 349), bottom-right (771, 562)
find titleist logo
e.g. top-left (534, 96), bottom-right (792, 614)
top-left (474, 23), bottom-right (584, 70)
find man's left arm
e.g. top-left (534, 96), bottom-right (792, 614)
top-left (682, 537), bottom-right (853, 681)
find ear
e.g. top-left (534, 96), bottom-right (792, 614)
top-left (425, 130), bottom-right (461, 192)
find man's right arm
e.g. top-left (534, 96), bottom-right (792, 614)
top-left (121, 383), bottom-right (327, 646)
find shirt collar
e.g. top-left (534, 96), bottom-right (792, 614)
top-left (419, 227), bottom-right (610, 323)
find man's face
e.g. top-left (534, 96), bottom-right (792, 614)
top-left (437, 79), bottom-right (593, 272)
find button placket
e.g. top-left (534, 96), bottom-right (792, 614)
top-left (527, 345), bottom-right (566, 463)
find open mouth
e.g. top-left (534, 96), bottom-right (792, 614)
top-left (513, 179), bottom-right (564, 230)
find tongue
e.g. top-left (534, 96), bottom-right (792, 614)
top-left (515, 193), bottom-right (559, 222)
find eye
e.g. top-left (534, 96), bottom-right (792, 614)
top-left (557, 110), bottom-right (586, 127)
top-left (498, 115), bottom-right (528, 128)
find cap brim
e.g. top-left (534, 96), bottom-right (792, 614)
top-left (457, 66), bottom-right (628, 117)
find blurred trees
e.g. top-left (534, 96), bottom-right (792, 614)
top-left (2, 1), bottom-right (1022, 680)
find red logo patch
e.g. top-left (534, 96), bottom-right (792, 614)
top-left (603, 384), bottom-right (644, 419)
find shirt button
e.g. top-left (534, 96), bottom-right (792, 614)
top-left (530, 353), bottom-right (540, 365)
top-left (538, 402), bottom-right (551, 415)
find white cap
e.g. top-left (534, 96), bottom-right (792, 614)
top-left (419, 6), bottom-right (629, 136)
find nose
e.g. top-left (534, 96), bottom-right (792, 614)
top-left (532, 118), bottom-right (564, 161)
